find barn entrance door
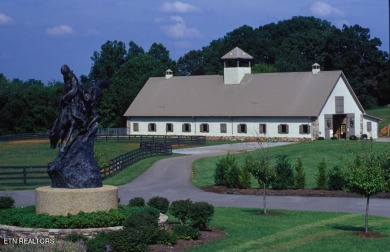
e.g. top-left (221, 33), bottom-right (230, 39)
top-left (333, 114), bottom-right (346, 139)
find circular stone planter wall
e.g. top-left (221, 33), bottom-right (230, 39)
top-left (35, 185), bottom-right (118, 216)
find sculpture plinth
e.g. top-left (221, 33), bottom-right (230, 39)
top-left (35, 185), bottom-right (118, 216)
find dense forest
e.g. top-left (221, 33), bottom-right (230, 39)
top-left (0, 16), bottom-right (389, 134)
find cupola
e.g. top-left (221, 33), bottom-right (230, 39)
top-left (221, 47), bottom-right (253, 84)
top-left (165, 69), bottom-right (173, 79)
top-left (312, 63), bottom-right (320, 74)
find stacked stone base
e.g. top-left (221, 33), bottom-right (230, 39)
top-left (35, 185), bottom-right (118, 216)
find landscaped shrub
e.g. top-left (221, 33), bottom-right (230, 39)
top-left (317, 137), bottom-right (325, 140)
top-left (226, 162), bottom-right (242, 188)
top-left (172, 225), bottom-right (200, 240)
top-left (128, 197), bottom-right (145, 207)
top-left (361, 134), bottom-right (368, 140)
top-left (272, 154), bottom-right (294, 190)
top-left (294, 158), bottom-right (305, 189)
top-left (147, 196), bottom-right (170, 214)
top-left (240, 160), bottom-right (252, 189)
top-left (331, 136), bottom-right (338, 140)
top-left (0, 205), bottom-right (130, 228)
top-left (86, 232), bottom-right (110, 252)
top-left (316, 158), bottom-right (328, 190)
top-left (188, 201), bottom-right (214, 229)
top-left (328, 165), bottom-right (346, 190)
top-left (109, 228), bottom-right (150, 252)
top-left (122, 211), bottom-right (158, 229)
top-left (153, 229), bottom-right (177, 245)
top-left (214, 153), bottom-right (237, 186)
top-left (169, 199), bottom-right (192, 224)
top-left (0, 196), bottom-right (15, 210)
top-left (349, 135), bottom-right (357, 140)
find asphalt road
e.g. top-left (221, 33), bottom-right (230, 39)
top-left (1, 142), bottom-right (390, 217)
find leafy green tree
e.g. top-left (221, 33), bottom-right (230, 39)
top-left (89, 40), bottom-right (127, 81)
top-left (249, 154), bottom-right (276, 214)
top-left (252, 63), bottom-right (277, 73)
top-left (294, 158), bottom-right (305, 189)
top-left (345, 152), bottom-right (386, 233)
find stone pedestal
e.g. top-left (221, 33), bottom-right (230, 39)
top-left (35, 185), bottom-right (118, 216)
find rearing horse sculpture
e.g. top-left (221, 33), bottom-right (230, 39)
top-left (49, 65), bottom-right (107, 153)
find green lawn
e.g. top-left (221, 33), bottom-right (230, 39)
top-left (367, 106), bottom-right (390, 130)
top-left (192, 140), bottom-right (390, 188)
top-left (188, 208), bottom-right (390, 252)
top-left (0, 140), bottom-right (139, 166)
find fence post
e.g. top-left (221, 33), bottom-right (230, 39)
top-left (23, 167), bottom-right (27, 185)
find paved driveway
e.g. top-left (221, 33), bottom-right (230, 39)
top-left (1, 142), bottom-right (390, 217)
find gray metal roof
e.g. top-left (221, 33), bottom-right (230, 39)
top-left (124, 70), bottom-right (363, 118)
top-left (221, 47), bottom-right (253, 60)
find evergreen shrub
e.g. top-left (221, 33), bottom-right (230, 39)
top-left (147, 196), bottom-right (170, 214)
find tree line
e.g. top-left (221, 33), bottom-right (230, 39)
top-left (0, 16), bottom-right (388, 134)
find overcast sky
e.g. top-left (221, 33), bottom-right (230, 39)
top-left (0, 0), bottom-right (388, 83)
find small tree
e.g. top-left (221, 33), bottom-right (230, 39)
top-left (240, 161), bottom-right (252, 189)
top-left (214, 153), bottom-right (237, 186)
top-left (250, 154), bottom-right (276, 214)
top-left (345, 152), bottom-right (386, 233)
top-left (316, 158), bottom-right (328, 190)
top-left (294, 158), bottom-right (305, 189)
top-left (272, 154), bottom-right (293, 190)
top-left (328, 165), bottom-right (346, 190)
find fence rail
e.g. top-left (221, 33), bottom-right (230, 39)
top-left (0, 166), bottom-right (49, 186)
top-left (0, 142), bottom-right (172, 186)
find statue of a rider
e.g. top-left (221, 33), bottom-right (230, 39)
top-left (60, 64), bottom-right (88, 129)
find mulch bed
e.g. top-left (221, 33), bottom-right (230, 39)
top-left (148, 226), bottom-right (227, 252)
top-left (202, 186), bottom-right (390, 199)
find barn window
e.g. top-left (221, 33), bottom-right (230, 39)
top-left (238, 124), bottom-right (247, 133)
top-left (182, 123), bottom-right (191, 132)
top-left (259, 124), bottom-right (267, 134)
top-left (299, 124), bottom-right (310, 134)
top-left (166, 123), bottom-right (173, 132)
top-left (148, 123), bottom-right (156, 132)
top-left (220, 123), bottom-right (227, 133)
top-left (133, 123), bottom-right (139, 132)
top-left (278, 124), bottom-right (289, 134)
top-left (335, 96), bottom-right (344, 114)
top-left (200, 123), bottom-right (209, 133)
top-left (367, 122), bottom-right (372, 132)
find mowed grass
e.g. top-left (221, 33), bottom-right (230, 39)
top-left (188, 208), bottom-right (390, 252)
top-left (367, 106), bottom-right (390, 129)
top-left (192, 140), bottom-right (390, 188)
top-left (0, 140), bottom-right (139, 166)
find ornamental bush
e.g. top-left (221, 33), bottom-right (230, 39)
top-left (294, 158), bottom-right (305, 189)
top-left (0, 196), bottom-right (15, 210)
top-left (188, 201), bottom-right (214, 230)
top-left (86, 232), bottom-right (110, 252)
top-left (147, 196), bottom-right (170, 214)
top-left (169, 199), bottom-right (192, 224)
top-left (109, 227), bottom-right (151, 252)
top-left (316, 158), bottom-right (328, 190)
top-left (172, 225), bottom-right (200, 240)
top-left (214, 153), bottom-right (237, 186)
top-left (128, 197), bottom-right (145, 207)
top-left (122, 211), bottom-right (158, 229)
top-left (153, 229), bottom-right (177, 245)
top-left (272, 154), bottom-right (294, 190)
top-left (328, 165), bottom-right (346, 190)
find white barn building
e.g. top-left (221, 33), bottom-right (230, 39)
top-left (124, 47), bottom-right (380, 140)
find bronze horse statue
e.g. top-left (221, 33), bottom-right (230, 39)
top-left (49, 64), bottom-right (108, 152)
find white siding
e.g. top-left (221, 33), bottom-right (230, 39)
top-left (318, 77), bottom-right (365, 138)
top-left (363, 116), bottom-right (379, 139)
top-left (128, 116), bottom-right (314, 139)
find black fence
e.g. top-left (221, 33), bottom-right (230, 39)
top-left (0, 132), bottom-right (49, 141)
top-left (0, 130), bottom-right (206, 147)
top-left (95, 134), bottom-right (206, 146)
top-left (100, 142), bottom-right (172, 179)
top-left (0, 142), bottom-right (172, 186)
top-left (0, 166), bottom-right (49, 186)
